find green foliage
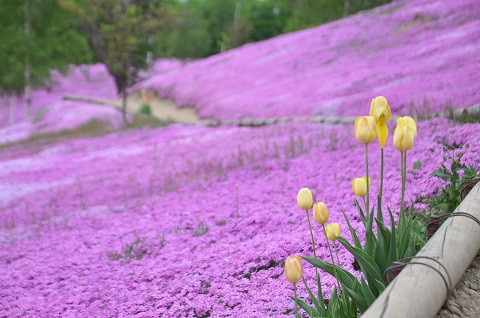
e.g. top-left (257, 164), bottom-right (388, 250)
top-left (154, 6), bottom-right (213, 59)
top-left (193, 220), bottom-right (210, 237)
top-left (275, 0), bottom-right (343, 33)
top-left (428, 144), bottom-right (479, 214)
top-left (0, 0), bottom-right (93, 95)
top-left (0, 119), bottom-right (111, 151)
top-left (139, 103), bottom-right (152, 115)
top-left (301, 196), bottom-right (419, 314)
top-left (273, 0), bottom-right (392, 33)
top-left (59, 0), bottom-right (170, 123)
top-left (59, 1), bottom-right (168, 91)
top-left (153, 0), bottom-right (393, 59)
top-left (108, 232), bottom-right (149, 262)
top-left (409, 210), bottom-right (428, 251)
top-left (291, 273), bottom-right (355, 317)
top-left (413, 160), bottom-right (422, 170)
top-left (294, 283), bottom-right (357, 317)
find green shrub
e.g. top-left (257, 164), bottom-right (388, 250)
top-left (139, 103), bottom-right (152, 115)
top-left (429, 144), bottom-right (479, 215)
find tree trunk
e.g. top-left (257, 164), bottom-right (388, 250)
top-left (9, 96), bottom-right (16, 125)
top-left (121, 87), bottom-right (128, 125)
top-left (233, 0), bottom-right (242, 47)
top-left (24, 0), bottom-right (32, 118)
top-left (343, 0), bottom-right (350, 17)
top-left (1, 94), bottom-right (7, 123)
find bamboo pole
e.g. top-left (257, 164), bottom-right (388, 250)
top-left (362, 183), bottom-right (480, 318)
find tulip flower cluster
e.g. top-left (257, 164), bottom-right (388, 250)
top-left (285, 187), bottom-right (348, 317)
top-left (284, 96), bottom-right (420, 317)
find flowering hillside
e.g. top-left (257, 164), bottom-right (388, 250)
top-left (135, 0), bottom-right (480, 120)
top-left (0, 117), bottom-right (479, 316)
top-left (0, 64), bottom-right (121, 144)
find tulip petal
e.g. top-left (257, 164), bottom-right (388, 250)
top-left (376, 123), bottom-right (389, 148)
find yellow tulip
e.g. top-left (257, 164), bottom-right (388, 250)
top-left (325, 223), bottom-right (340, 241)
top-left (352, 177), bottom-right (370, 197)
top-left (354, 116), bottom-right (376, 144)
top-left (393, 117), bottom-right (416, 151)
top-left (284, 256), bottom-right (302, 284)
top-left (403, 116), bottom-right (417, 138)
top-left (297, 188), bottom-right (314, 210)
top-left (370, 96), bottom-right (391, 123)
top-left (376, 122), bottom-right (389, 148)
top-left (313, 202), bottom-right (329, 225)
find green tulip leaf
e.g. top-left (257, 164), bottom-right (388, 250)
top-left (292, 296), bottom-right (320, 317)
top-left (302, 276), bottom-right (326, 315)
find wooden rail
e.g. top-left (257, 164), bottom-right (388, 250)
top-left (362, 183), bottom-right (480, 318)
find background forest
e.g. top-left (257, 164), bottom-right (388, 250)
top-left (0, 0), bottom-right (391, 104)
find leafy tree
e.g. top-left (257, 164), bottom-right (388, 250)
top-left (152, 0), bottom-right (392, 59)
top-left (59, 0), bottom-right (170, 124)
top-left (274, 0), bottom-right (392, 32)
top-left (240, 0), bottom-right (287, 43)
top-left (153, 4), bottom-right (212, 59)
top-left (0, 0), bottom-right (93, 120)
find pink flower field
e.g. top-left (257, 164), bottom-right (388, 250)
top-left (0, 0), bottom-right (479, 317)
top-left (135, 0), bottom-right (480, 120)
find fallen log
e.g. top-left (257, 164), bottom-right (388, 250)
top-left (63, 95), bottom-right (121, 111)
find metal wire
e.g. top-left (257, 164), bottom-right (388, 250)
top-left (427, 212), bottom-right (480, 238)
top-left (383, 256), bottom-right (452, 305)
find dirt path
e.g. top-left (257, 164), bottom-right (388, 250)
top-left (124, 93), bottom-right (212, 125)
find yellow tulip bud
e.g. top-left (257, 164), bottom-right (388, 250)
top-left (284, 256), bottom-right (302, 284)
top-left (393, 117), bottom-right (416, 151)
top-left (352, 177), bottom-right (370, 197)
top-left (403, 116), bottom-right (417, 138)
top-left (354, 116), bottom-right (376, 144)
top-left (370, 96), bottom-right (391, 123)
top-left (313, 202), bottom-right (329, 225)
top-left (325, 223), bottom-right (340, 241)
top-left (376, 122), bottom-right (389, 148)
top-left (297, 188), bottom-right (314, 210)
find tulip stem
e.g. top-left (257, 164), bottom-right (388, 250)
top-left (362, 196), bottom-right (367, 217)
top-left (400, 151), bottom-right (406, 212)
top-left (365, 143), bottom-right (370, 218)
top-left (305, 210), bottom-right (322, 289)
top-left (306, 210), bottom-right (317, 259)
top-left (293, 283), bottom-right (299, 316)
top-left (380, 148), bottom-right (384, 204)
top-left (323, 224), bottom-right (341, 293)
top-left (334, 242), bottom-right (341, 268)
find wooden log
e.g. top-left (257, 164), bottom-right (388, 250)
top-left (63, 95), bottom-right (121, 111)
top-left (362, 183), bottom-right (480, 318)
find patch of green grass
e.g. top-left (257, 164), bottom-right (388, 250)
top-left (396, 13), bottom-right (439, 33)
top-left (139, 103), bottom-right (152, 115)
top-left (32, 108), bottom-right (49, 124)
top-left (216, 220), bottom-right (227, 226)
top-left (123, 114), bottom-right (174, 130)
top-left (0, 119), bottom-right (112, 151)
top-left (193, 220), bottom-right (209, 237)
top-left (376, 2), bottom-right (406, 15)
top-left (108, 233), bottom-right (149, 262)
